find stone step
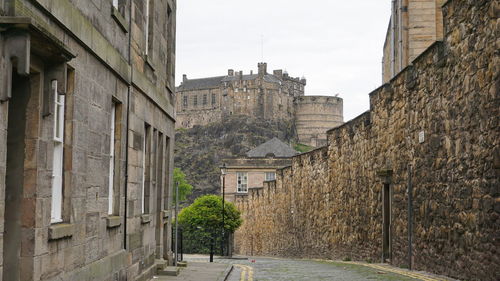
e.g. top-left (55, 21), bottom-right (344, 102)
top-left (157, 266), bottom-right (180, 276)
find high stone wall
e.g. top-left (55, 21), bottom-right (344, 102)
top-left (234, 1), bottom-right (500, 280)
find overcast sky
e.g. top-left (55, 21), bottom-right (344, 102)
top-left (175, 1), bottom-right (392, 121)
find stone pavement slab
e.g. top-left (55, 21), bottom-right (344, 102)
top-left (151, 262), bottom-right (232, 281)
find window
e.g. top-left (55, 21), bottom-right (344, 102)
top-left (211, 93), bottom-right (216, 105)
top-left (193, 95), bottom-right (198, 106)
top-left (202, 94), bottom-right (207, 105)
top-left (236, 172), bottom-right (248, 193)
top-left (235, 88), bottom-right (239, 93)
top-left (183, 95), bottom-right (188, 108)
top-left (112, 0), bottom-right (118, 9)
top-left (108, 103), bottom-right (117, 215)
top-left (142, 124), bottom-right (151, 214)
top-left (145, 0), bottom-right (154, 57)
top-left (265, 172), bottom-right (276, 181)
top-left (51, 80), bottom-right (64, 223)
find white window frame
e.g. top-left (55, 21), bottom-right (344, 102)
top-left (236, 172), bottom-right (248, 193)
top-left (265, 172), bottom-right (276, 181)
top-left (108, 103), bottom-right (116, 215)
top-left (141, 126), bottom-right (147, 214)
top-left (51, 80), bottom-right (64, 223)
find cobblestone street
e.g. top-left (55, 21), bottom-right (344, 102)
top-left (182, 255), bottom-right (456, 281)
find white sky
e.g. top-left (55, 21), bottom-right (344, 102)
top-left (175, 1), bottom-right (392, 121)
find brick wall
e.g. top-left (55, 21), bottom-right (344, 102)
top-left (235, 1), bottom-right (499, 280)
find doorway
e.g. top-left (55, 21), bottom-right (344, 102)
top-left (3, 71), bottom-right (31, 281)
top-left (382, 183), bottom-right (392, 262)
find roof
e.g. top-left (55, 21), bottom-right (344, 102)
top-left (177, 74), bottom-right (282, 91)
top-left (246, 137), bottom-right (298, 158)
top-left (177, 76), bottom-right (225, 91)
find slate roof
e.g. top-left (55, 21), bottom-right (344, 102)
top-left (177, 76), bottom-right (225, 91)
top-left (178, 74), bottom-right (282, 91)
top-left (246, 137), bottom-right (298, 158)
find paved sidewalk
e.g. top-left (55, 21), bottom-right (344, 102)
top-left (151, 262), bottom-right (232, 281)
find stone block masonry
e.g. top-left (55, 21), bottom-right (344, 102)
top-left (234, 1), bottom-right (499, 281)
top-left (0, 0), bottom-right (177, 280)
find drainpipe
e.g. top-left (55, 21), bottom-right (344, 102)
top-left (390, 0), bottom-right (396, 77)
top-left (407, 164), bottom-right (413, 270)
top-left (123, 0), bottom-right (134, 250)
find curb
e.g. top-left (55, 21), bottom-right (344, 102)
top-left (218, 264), bottom-right (234, 281)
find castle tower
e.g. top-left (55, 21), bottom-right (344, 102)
top-left (295, 96), bottom-right (343, 147)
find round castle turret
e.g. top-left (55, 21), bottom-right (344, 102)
top-left (295, 96), bottom-right (343, 147)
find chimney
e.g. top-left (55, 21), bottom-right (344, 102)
top-left (182, 74), bottom-right (188, 83)
top-left (258, 62), bottom-right (267, 77)
top-left (228, 69), bottom-right (234, 76)
top-left (273, 69), bottom-right (283, 78)
top-left (250, 70), bottom-right (253, 75)
top-left (239, 71), bottom-right (243, 80)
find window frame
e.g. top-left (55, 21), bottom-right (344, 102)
top-left (108, 102), bottom-right (116, 215)
top-left (236, 172), bottom-right (248, 193)
top-left (51, 80), bottom-right (65, 224)
top-left (265, 172), bottom-right (276, 181)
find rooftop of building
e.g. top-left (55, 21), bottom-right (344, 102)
top-left (177, 62), bottom-right (306, 91)
top-left (246, 137), bottom-right (298, 158)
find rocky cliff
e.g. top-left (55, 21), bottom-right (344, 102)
top-left (174, 115), bottom-right (297, 203)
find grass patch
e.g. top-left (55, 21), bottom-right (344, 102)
top-left (293, 143), bottom-right (314, 153)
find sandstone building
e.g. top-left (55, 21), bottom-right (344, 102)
top-left (221, 138), bottom-right (297, 203)
top-left (176, 63), bottom-right (344, 147)
top-left (0, 0), bottom-right (176, 280)
top-left (234, 1), bottom-right (499, 281)
top-left (382, 0), bottom-right (445, 82)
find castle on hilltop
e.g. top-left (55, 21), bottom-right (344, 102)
top-left (175, 63), bottom-right (343, 147)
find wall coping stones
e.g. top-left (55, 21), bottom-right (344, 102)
top-left (106, 216), bottom-right (122, 228)
top-left (48, 223), bottom-right (74, 240)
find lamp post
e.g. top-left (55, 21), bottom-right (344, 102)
top-left (220, 163), bottom-right (227, 257)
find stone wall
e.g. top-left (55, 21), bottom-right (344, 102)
top-left (235, 1), bottom-right (499, 280)
top-left (0, 0), bottom-right (176, 280)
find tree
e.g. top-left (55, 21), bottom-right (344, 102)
top-left (177, 195), bottom-right (242, 254)
top-left (173, 168), bottom-right (193, 205)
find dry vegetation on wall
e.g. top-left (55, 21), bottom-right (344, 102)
top-left (235, 1), bottom-right (499, 281)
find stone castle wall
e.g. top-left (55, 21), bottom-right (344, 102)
top-left (295, 96), bottom-right (343, 147)
top-left (235, 1), bottom-right (499, 280)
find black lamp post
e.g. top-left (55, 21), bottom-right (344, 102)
top-left (220, 163), bottom-right (227, 257)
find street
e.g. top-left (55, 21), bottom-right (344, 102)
top-left (180, 255), bottom-right (456, 281)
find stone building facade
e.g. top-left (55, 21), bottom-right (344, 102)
top-left (221, 138), bottom-right (297, 203)
top-left (382, 0), bottom-right (445, 83)
top-left (234, 1), bottom-right (499, 281)
top-left (175, 63), bottom-right (343, 147)
top-left (0, 0), bottom-right (176, 280)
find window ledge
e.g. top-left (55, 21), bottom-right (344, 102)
top-left (106, 216), bottom-right (122, 228)
top-left (111, 7), bottom-right (128, 33)
top-left (141, 214), bottom-right (151, 224)
top-left (145, 55), bottom-right (156, 71)
top-left (162, 210), bottom-right (170, 219)
top-left (48, 223), bottom-right (74, 241)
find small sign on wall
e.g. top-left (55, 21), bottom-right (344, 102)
top-left (418, 131), bottom-right (425, 143)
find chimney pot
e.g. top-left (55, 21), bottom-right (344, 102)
top-left (182, 74), bottom-right (187, 83)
